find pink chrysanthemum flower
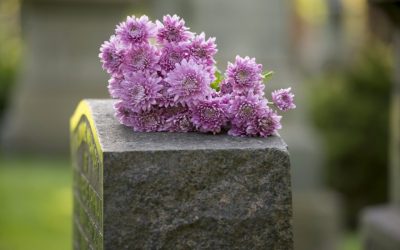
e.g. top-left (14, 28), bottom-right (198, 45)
top-left (158, 43), bottom-right (189, 73)
top-left (163, 105), bottom-right (194, 132)
top-left (119, 72), bottom-right (163, 111)
top-left (156, 80), bottom-right (176, 107)
top-left (100, 15), bottom-right (295, 138)
top-left (166, 113), bottom-right (193, 132)
top-left (156, 14), bottom-right (193, 44)
top-left (99, 35), bottom-right (125, 75)
top-left (114, 100), bottom-right (135, 127)
top-left (165, 59), bottom-right (212, 105)
top-left (227, 124), bottom-right (247, 137)
top-left (226, 56), bottom-right (264, 96)
top-left (162, 103), bottom-right (189, 117)
top-left (219, 94), bottom-right (233, 118)
top-left (122, 43), bottom-right (159, 73)
top-left (187, 32), bottom-right (217, 68)
top-left (246, 108), bottom-right (282, 137)
top-left (116, 15), bottom-right (156, 45)
top-left (228, 94), bottom-right (267, 126)
top-left (108, 76), bottom-right (124, 99)
top-left (219, 80), bottom-right (233, 95)
top-left (271, 87), bottom-right (296, 111)
top-left (190, 98), bottom-right (228, 134)
top-left (130, 106), bottom-right (165, 132)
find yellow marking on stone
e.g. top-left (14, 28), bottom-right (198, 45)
top-left (70, 100), bottom-right (103, 162)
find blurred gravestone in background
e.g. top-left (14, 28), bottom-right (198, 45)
top-left (0, 0), bottom-right (139, 153)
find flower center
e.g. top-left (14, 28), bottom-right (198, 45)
top-left (167, 28), bottom-right (180, 42)
top-left (235, 69), bottom-right (250, 84)
top-left (107, 51), bottom-right (121, 66)
top-left (131, 51), bottom-right (148, 70)
top-left (193, 46), bottom-right (207, 59)
top-left (121, 107), bottom-right (130, 116)
top-left (182, 73), bottom-right (198, 92)
top-left (142, 113), bottom-right (158, 128)
top-left (170, 51), bottom-right (182, 64)
top-left (259, 117), bottom-right (272, 130)
top-left (130, 85), bottom-right (146, 104)
top-left (197, 48), bottom-right (207, 58)
top-left (178, 116), bottom-right (191, 130)
top-left (130, 25), bottom-right (141, 38)
top-left (239, 103), bottom-right (254, 119)
top-left (221, 81), bottom-right (233, 94)
top-left (281, 94), bottom-right (289, 102)
top-left (202, 106), bottom-right (218, 121)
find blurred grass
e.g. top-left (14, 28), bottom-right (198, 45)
top-left (341, 231), bottom-right (361, 250)
top-left (0, 156), bottom-right (72, 250)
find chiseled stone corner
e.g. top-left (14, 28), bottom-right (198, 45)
top-left (71, 99), bottom-right (293, 250)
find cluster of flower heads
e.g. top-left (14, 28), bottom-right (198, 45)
top-left (99, 15), bottom-right (296, 137)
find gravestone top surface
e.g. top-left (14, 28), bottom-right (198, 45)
top-left (71, 99), bottom-right (289, 153)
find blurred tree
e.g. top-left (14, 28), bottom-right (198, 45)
top-left (0, 0), bottom-right (21, 120)
top-left (310, 41), bottom-right (392, 228)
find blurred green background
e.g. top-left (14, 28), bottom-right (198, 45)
top-left (310, 42), bottom-right (392, 228)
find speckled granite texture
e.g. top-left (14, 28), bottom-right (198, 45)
top-left (71, 99), bottom-right (293, 250)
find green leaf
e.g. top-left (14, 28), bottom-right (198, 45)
top-left (210, 69), bottom-right (223, 91)
top-left (262, 71), bottom-right (274, 82)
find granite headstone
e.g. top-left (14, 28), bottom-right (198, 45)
top-left (70, 99), bottom-right (293, 249)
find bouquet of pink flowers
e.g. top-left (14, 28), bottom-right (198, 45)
top-left (99, 15), bottom-right (295, 137)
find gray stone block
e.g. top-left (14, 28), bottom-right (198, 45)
top-left (361, 206), bottom-right (400, 250)
top-left (70, 99), bottom-right (293, 249)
